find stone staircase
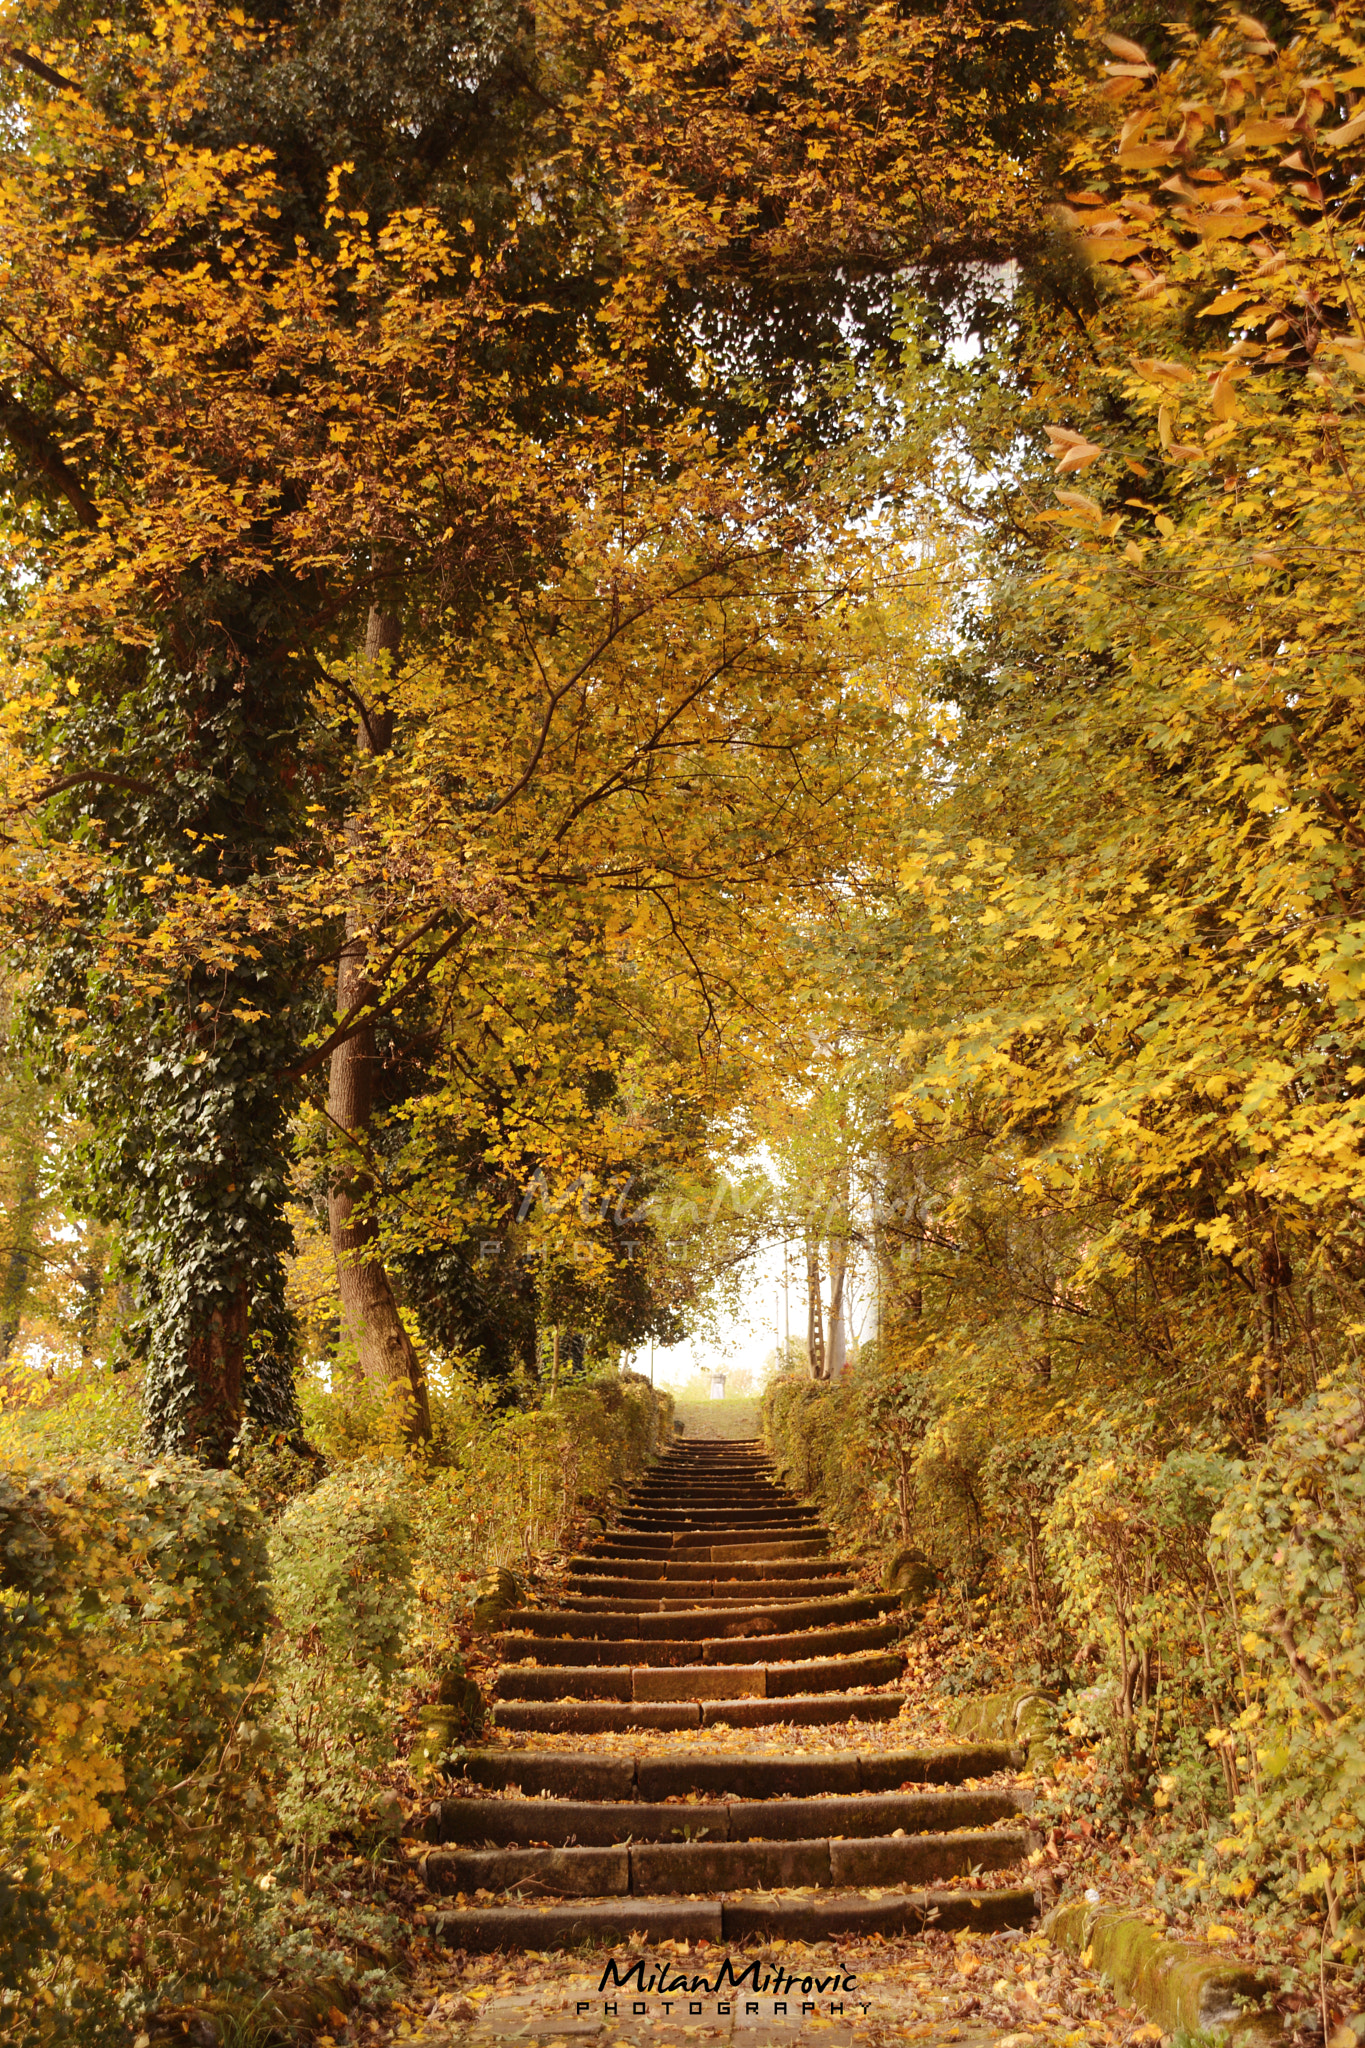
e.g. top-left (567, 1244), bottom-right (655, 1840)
top-left (418, 1438), bottom-right (1039, 1950)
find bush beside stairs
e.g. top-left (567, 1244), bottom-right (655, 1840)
top-left (412, 1439), bottom-right (1040, 1950)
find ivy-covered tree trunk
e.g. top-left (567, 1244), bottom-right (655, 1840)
top-left (134, 1004), bottom-right (303, 1464)
top-left (37, 577), bottom-right (310, 1464)
top-left (326, 609), bottom-right (432, 1444)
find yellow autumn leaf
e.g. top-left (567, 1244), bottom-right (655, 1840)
top-left (1055, 488), bottom-right (1103, 523)
top-left (1101, 31), bottom-right (1152, 66)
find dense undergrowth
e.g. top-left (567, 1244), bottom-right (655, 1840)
top-left (764, 1362), bottom-right (1365, 2006)
top-left (0, 1366), bottom-right (672, 2045)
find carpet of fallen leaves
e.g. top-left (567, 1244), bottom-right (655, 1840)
top-left (308, 1903), bottom-right (1169, 2047)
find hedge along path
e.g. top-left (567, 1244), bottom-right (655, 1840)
top-left (401, 1438), bottom-right (1064, 2046)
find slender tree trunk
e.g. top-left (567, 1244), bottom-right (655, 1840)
top-left (0, 1144), bottom-right (40, 1361)
top-left (805, 1234), bottom-right (826, 1379)
top-left (327, 608), bottom-right (432, 1444)
top-left (827, 1222), bottom-right (848, 1380)
top-left (74, 1259), bottom-right (102, 1367)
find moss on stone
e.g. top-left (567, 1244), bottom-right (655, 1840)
top-left (948, 1686), bottom-right (1057, 1770)
top-left (1047, 1901), bottom-right (1276, 2045)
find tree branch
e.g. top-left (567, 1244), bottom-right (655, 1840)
top-left (13, 769), bottom-right (161, 813)
top-left (3, 43), bottom-right (82, 96)
top-left (281, 915), bottom-right (475, 1079)
top-left (0, 392), bottom-right (98, 525)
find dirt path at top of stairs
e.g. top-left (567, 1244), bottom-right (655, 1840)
top-left (364, 1440), bottom-right (1150, 2048)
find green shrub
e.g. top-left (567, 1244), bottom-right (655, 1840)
top-left (0, 1368), bottom-right (675, 2034)
top-left (268, 1460), bottom-right (414, 1857)
top-left (1215, 1379), bottom-right (1365, 1923)
top-left (0, 1453), bottom-right (273, 2039)
top-left (980, 1433), bottom-right (1078, 1674)
top-left (403, 1371), bottom-right (671, 1683)
top-left (763, 1359), bottom-right (984, 1584)
top-left (762, 1373), bottom-right (870, 1534)
top-left (0, 1360), bottom-right (144, 1461)
top-left (1046, 1439), bottom-right (1241, 1815)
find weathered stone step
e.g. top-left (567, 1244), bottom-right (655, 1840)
top-left (567, 1556), bottom-right (848, 1582)
top-left (588, 1536), bottom-right (830, 1561)
top-left (495, 1651), bottom-right (903, 1701)
top-left (723, 1787), bottom-right (1031, 1836)
top-left (427, 1785), bottom-right (1029, 1846)
top-left (590, 1523), bottom-right (824, 1546)
top-left (626, 1499), bottom-right (794, 1515)
top-left (511, 1594), bottom-right (892, 1635)
top-left (666, 1441), bottom-right (765, 1451)
top-left (680, 1691), bottom-right (905, 1729)
top-left (422, 1825), bottom-right (1028, 1899)
top-left (493, 1701), bottom-right (703, 1732)
top-left (620, 1503), bottom-right (806, 1519)
top-left (427, 1885), bottom-right (1037, 1952)
top-left (626, 1499), bottom-right (806, 1515)
top-left (656, 1464), bottom-right (770, 1476)
top-left (558, 1582), bottom-right (861, 1609)
top-left (631, 1485), bottom-right (778, 1497)
top-left (490, 1690), bottom-right (904, 1733)
top-left (625, 1508), bottom-right (796, 1520)
top-left (444, 1743), bottom-right (1019, 1800)
top-left (496, 1622), bottom-right (899, 1667)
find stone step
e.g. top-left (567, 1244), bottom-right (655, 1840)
top-left (564, 1556), bottom-right (843, 1589)
top-left (566, 1556), bottom-right (848, 1581)
top-left (627, 1480), bottom-right (794, 1492)
top-left (496, 1622), bottom-right (899, 1666)
top-left (587, 1537), bottom-right (830, 1561)
top-left (625, 1508), bottom-right (796, 1519)
top-left (443, 1743), bottom-right (1019, 1801)
top-left (490, 1690), bottom-right (905, 1733)
top-left (618, 1517), bottom-right (813, 1532)
top-left (628, 1488), bottom-right (795, 1502)
top-left (511, 1594), bottom-right (891, 1634)
top-left (656, 1465), bottom-right (771, 1476)
top-left (590, 1523), bottom-right (824, 1546)
top-left (619, 1504), bottom-right (807, 1520)
top-left (427, 1786), bottom-right (1030, 1846)
top-left (633, 1486), bottom-right (779, 1497)
top-left (427, 1885), bottom-right (1038, 1952)
top-left (665, 1442), bottom-right (765, 1452)
top-left (494, 1650), bottom-right (903, 1701)
top-left (422, 1825), bottom-right (1029, 1898)
top-left (680, 1691), bottom-right (905, 1729)
top-left (558, 1582), bottom-right (862, 1609)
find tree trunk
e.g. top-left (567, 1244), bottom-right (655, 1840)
top-left (827, 1227), bottom-right (848, 1379)
top-left (805, 1235), bottom-right (826, 1379)
top-left (327, 607), bottom-right (432, 1444)
top-left (180, 1288), bottom-right (248, 1467)
top-left (0, 1142), bottom-right (40, 1361)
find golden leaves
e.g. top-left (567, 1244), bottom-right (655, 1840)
top-left (1321, 108), bottom-right (1365, 151)
top-left (1045, 425), bottom-right (1105, 473)
top-left (1209, 367), bottom-right (1241, 421)
top-left (1131, 357), bottom-right (1194, 387)
top-left (1116, 143), bottom-right (1176, 168)
top-left (1101, 32), bottom-right (1152, 66)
